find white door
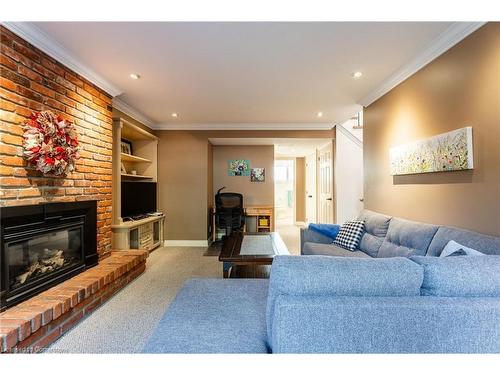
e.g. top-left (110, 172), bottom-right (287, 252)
top-left (305, 152), bottom-right (317, 223)
top-left (318, 142), bottom-right (334, 224)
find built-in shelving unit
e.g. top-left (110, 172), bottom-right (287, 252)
top-left (112, 117), bottom-right (162, 251)
top-left (112, 117), bottom-right (159, 223)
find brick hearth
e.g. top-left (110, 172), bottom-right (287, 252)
top-left (0, 250), bottom-right (148, 353)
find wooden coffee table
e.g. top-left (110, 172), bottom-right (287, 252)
top-left (218, 232), bottom-right (289, 278)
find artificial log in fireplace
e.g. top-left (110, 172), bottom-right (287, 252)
top-left (1, 201), bottom-right (98, 311)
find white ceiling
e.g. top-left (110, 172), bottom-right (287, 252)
top-left (209, 138), bottom-right (331, 157)
top-left (32, 22), bottom-right (454, 125)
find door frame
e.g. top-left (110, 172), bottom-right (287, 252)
top-left (317, 140), bottom-right (336, 224)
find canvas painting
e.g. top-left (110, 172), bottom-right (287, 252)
top-left (228, 159), bottom-right (250, 176)
top-left (250, 168), bottom-right (265, 182)
top-left (389, 127), bottom-right (474, 176)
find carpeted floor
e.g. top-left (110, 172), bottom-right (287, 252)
top-left (45, 225), bottom-right (302, 353)
top-left (45, 247), bottom-right (221, 353)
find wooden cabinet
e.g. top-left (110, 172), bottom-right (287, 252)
top-left (245, 206), bottom-right (274, 233)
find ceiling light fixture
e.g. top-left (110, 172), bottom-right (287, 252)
top-left (352, 71), bottom-right (363, 79)
top-left (171, 113), bottom-right (178, 118)
top-left (317, 112), bottom-right (323, 118)
top-left (129, 73), bottom-right (141, 80)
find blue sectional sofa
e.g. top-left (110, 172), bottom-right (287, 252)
top-left (143, 211), bottom-right (500, 353)
top-left (301, 209), bottom-right (500, 258)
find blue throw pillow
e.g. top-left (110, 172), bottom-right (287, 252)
top-left (410, 255), bottom-right (500, 297)
top-left (308, 223), bottom-right (341, 240)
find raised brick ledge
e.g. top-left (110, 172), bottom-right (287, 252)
top-left (0, 250), bottom-right (148, 353)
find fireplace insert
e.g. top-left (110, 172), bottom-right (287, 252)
top-left (1, 201), bottom-right (98, 311)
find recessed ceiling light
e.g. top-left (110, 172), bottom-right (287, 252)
top-left (317, 112), bottom-right (323, 118)
top-left (130, 73), bottom-right (141, 80)
top-left (171, 113), bottom-right (178, 118)
top-left (352, 71), bottom-right (363, 79)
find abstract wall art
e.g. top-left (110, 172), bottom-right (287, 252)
top-left (389, 127), bottom-right (474, 176)
top-left (228, 159), bottom-right (250, 176)
top-left (250, 168), bottom-right (265, 182)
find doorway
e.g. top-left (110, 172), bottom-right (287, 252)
top-left (318, 141), bottom-right (335, 224)
top-left (274, 159), bottom-right (295, 226)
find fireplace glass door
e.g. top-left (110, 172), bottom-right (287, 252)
top-left (6, 225), bottom-right (84, 292)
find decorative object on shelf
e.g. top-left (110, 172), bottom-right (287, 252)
top-left (389, 126), bottom-right (474, 176)
top-left (121, 138), bottom-right (133, 155)
top-left (121, 162), bottom-right (127, 174)
top-left (22, 110), bottom-right (80, 175)
top-left (228, 159), bottom-right (250, 176)
top-left (130, 170), bottom-right (137, 175)
top-left (251, 167), bottom-right (265, 182)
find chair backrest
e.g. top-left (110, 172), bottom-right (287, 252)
top-left (215, 192), bottom-right (243, 211)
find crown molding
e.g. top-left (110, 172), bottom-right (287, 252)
top-left (152, 123), bottom-right (334, 131)
top-left (358, 22), bottom-right (486, 107)
top-left (335, 123), bottom-right (363, 148)
top-left (112, 97), bottom-right (156, 129)
top-left (2, 22), bottom-right (123, 97)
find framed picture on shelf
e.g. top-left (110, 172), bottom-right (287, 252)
top-left (121, 162), bottom-right (127, 174)
top-left (121, 139), bottom-right (133, 155)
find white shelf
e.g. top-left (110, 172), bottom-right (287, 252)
top-left (121, 153), bottom-right (151, 163)
top-left (121, 173), bottom-right (153, 180)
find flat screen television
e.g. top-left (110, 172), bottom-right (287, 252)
top-left (121, 181), bottom-right (157, 218)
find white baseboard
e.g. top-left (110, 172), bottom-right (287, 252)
top-left (164, 240), bottom-right (209, 247)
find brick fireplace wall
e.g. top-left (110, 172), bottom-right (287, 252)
top-left (0, 26), bottom-right (113, 258)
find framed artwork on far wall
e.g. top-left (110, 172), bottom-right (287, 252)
top-left (228, 159), bottom-right (250, 176)
top-left (121, 139), bottom-right (133, 155)
top-left (251, 168), bottom-right (265, 182)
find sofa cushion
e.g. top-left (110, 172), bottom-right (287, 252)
top-left (356, 209), bottom-right (392, 257)
top-left (426, 226), bottom-right (500, 256)
top-left (266, 255), bottom-right (424, 341)
top-left (411, 256), bottom-right (500, 297)
top-left (142, 279), bottom-right (270, 353)
top-left (302, 242), bottom-right (371, 258)
top-left (377, 218), bottom-right (439, 258)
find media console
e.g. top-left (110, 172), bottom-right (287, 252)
top-left (112, 215), bottom-right (165, 252)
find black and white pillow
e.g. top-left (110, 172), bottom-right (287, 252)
top-left (333, 220), bottom-right (365, 251)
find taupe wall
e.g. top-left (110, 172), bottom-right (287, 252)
top-left (364, 23), bottom-right (500, 236)
top-left (157, 131), bottom-right (210, 240)
top-left (212, 145), bottom-right (275, 206)
top-left (295, 157), bottom-right (306, 222)
top-left (157, 129), bottom-right (333, 240)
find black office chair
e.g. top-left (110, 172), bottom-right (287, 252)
top-left (215, 187), bottom-right (244, 239)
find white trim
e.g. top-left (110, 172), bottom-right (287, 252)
top-left (2, 22), bottom-right (123, 97)
top-left (335, 123), bottom-right (363, 148)
top-left (153, 123), bottom-right (334, 131)
top-left (164, 240), bottom-right (209, 247)
top-left (358, 22), bottom-right (486, 107)
top-left (113, 97), bottom-right (156, 129)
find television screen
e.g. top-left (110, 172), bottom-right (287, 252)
top-left (121, 181), bottom-right (157, 218)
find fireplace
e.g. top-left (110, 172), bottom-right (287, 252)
top-left (1, 201), bottom-right (98, 311)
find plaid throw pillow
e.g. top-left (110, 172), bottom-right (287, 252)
top-left (333, 220), bottom-right (365, 251)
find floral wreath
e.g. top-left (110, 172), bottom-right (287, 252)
top-left (23, 110), bottom-right (80, 175)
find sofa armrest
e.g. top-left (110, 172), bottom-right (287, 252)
top-left (270, 295), bottom-right (500, 353)
top-left (300, 227), bottom-right (333, 254)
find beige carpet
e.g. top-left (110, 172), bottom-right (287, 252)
top-left (46, 224), bottom-right (301, 353)
top-left (46, 247), bottom-right (221, 353)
